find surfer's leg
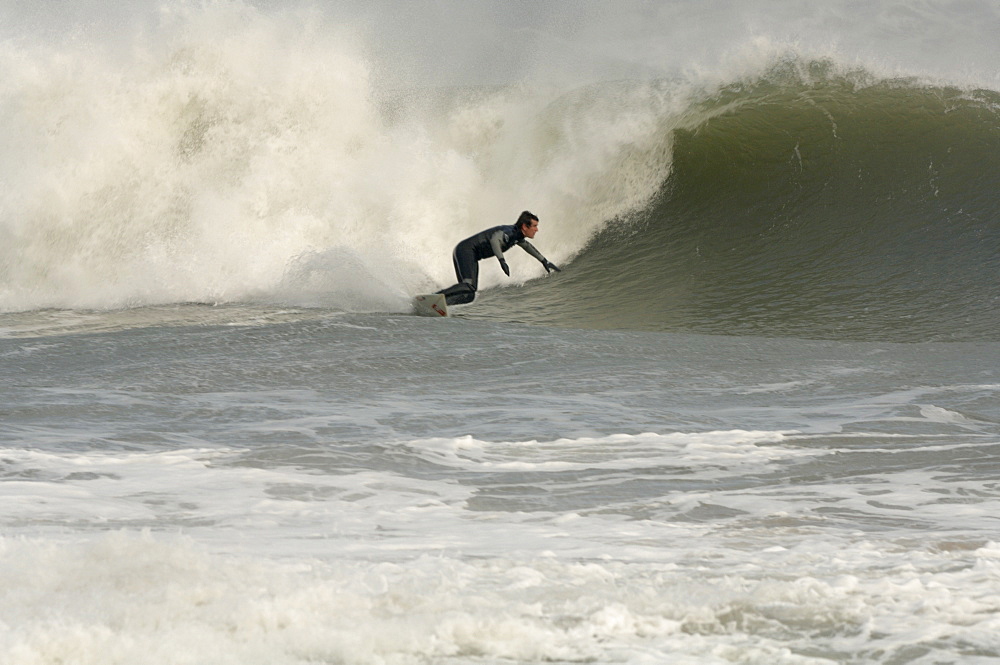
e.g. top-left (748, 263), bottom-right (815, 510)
top-left (437, 244), bottom-right (479, 305)
top-left (439, 282), bottom-right (475, 305)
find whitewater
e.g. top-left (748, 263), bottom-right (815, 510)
top-left (2, 2), bottom-right (1000, 664)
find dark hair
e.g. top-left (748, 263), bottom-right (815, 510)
top-left (515, 210), bottom-right (539, 230)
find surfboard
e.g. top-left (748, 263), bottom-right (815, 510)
top-left (413, 293), bottom-right (449, 317)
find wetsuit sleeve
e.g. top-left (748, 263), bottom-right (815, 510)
top-left (517, 239), bottom-right (548, 265)
top-left (488, 229), bottom-right (507, 260)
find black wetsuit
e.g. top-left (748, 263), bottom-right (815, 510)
top-left (437, 224), bottom-right (553, 305)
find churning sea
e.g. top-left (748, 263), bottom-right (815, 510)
top-left (2, 1), bottom-right (1000, 663)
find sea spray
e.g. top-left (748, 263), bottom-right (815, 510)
top-left (0, 2), bottom-right (677, 313)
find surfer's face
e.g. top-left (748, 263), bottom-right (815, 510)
top-left (522, 219), bottom-right (539, 239)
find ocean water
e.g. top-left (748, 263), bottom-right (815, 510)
top-left (2, 2), bottom-right (1000, 664)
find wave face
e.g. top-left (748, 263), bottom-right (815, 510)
top-left (481, 65), bottom-right (1000, 341)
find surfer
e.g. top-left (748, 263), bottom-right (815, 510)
top-left (436, 211), bottom-right (561, 306)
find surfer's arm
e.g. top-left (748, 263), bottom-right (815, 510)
top-left (489, 229), bottom-right (511, 276)
top-left (518, 240), bottom-right (561, 272)
top-left (488, 229), bottom-right (506, 260)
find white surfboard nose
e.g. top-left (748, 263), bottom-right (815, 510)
top-left (413, 294), bottom-right (449, 317)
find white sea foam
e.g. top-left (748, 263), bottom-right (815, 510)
top-left (3, 428), bottom-right (997, 558)
top-left (0, 2), bottom-right (682, 313)
top-left (2, 527), bottom-right (999, 665)
top-left (407, 430), bottom-right (808, 473)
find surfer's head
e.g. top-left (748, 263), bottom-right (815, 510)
top-left (516, 211), bottom-right (539, 239)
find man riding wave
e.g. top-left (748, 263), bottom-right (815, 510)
top-left (437, 210), bottom-right (561, 306)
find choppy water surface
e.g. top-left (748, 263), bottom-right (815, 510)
top-left (3, 310), bottom-right (999, 663)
